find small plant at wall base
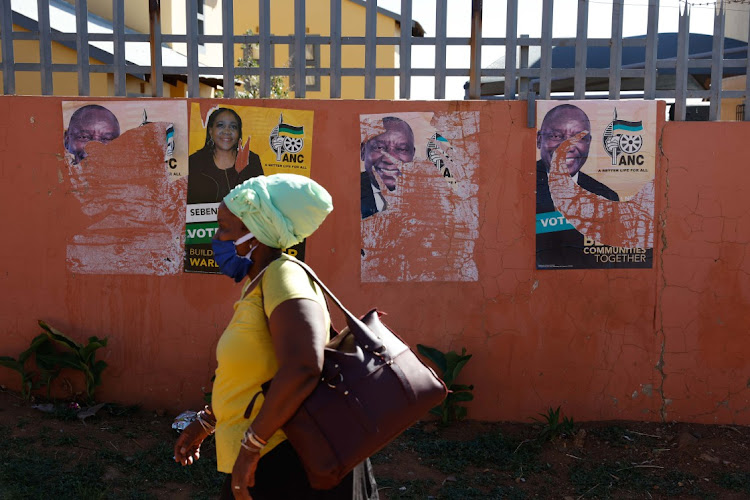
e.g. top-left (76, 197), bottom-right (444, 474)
top-left (0, 320), bottom-right (108, 402)
top-left (531, 406), bottom-right (575, 442)
top-left (416, 344), bottom-right (474, 424)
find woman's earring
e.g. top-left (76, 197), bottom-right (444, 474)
top-left (208, 137), bottom-right (215, 149)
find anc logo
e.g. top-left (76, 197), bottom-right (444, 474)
top-left (426, 132), bottom-right (456, 186)
top-left (269, 113), bottom-right (305, 162)
top-left (603, 108), bottom-right (644, 166)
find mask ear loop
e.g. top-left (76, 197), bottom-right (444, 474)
top-left (234, 232), bottom-right (255, 246)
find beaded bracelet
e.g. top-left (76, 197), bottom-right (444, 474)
top-left (196, 410), bottom-right (216, 435)
top-left (240, 427), bottom-right (267, 452)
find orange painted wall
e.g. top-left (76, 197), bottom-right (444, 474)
top-left (1, 96), bottom-right (748, 424)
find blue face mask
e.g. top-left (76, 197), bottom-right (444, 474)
top-left (212, 232), bottom-right (257, 283)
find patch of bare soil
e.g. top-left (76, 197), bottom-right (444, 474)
top-left (1, 389), bottom-right (749, 499)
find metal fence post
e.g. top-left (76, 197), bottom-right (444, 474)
top-left (259, 0), bottom-right (271, 98)
top-left (37, 0), bottom-right (53, 95)
top-left (330, 0), bottom-right (342, 98)
top-left (1, 0), bottom-right (16, 95)
top-left (468, 0), bottom-right (482, 99)
top-left (399, 0), bottom-right (412, 100)
top-left (609, 0), bottom-right (624, 100)
top-left (504, 0), bottom-right (518, 100)
top-left (364, 0), bottom-right (377, 99)
top-left (434, 0), bottom-right (447, 99)
top-left (708, 1), bottom-right (725, 121)
top-left (674, 4), bottom-right (690, 121)
top-left (574, 0), bottom-right (589, 99)
top-left (643, 0), bottom-right (660, 100)
top-left (222, 0), bottom-right (235, 98)
top-left (294, 0), bottom-right (306, 98)
top-left (519, 34), bottom-right (529, 99)
top-left (539, 0), bottom-right (553, 99)
top-left (113, 0), bottom-right (126, 96)
top-left (185, 0), bottom-right (200, 98)
top-left (149, 0), bottom-right (163, 97)
top-left (76, 0), bottom-right (91, 96)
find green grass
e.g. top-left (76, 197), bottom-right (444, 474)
top-left (372, 424), bottom-right (542, 499)
top-left (375, 478), bottom-right (437, 499)
top-left (715, 471), bottom-right (750, 493)
top-left (393, 426), bottom-right (542, 475)
top-left (0, 424), bottom-right (224, 500)
top-left (569, 462), bottom-right (707, 499)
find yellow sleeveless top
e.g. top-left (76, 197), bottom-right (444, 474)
top-left (212, 254), bottom-right (330, 473)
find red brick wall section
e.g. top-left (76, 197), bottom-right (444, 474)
top-left (1, 96), bottom-right (748, 424)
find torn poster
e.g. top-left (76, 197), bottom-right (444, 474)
top-left (62, 101), bottom-right (188, 275)
top-left (185, 103), bottom-right (314, 273)
top-left (360, 112), bottom-right (480, 282)
top-left (535, 100), bottom-right (656, 270)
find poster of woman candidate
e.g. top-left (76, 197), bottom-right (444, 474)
top-left (61, 101), bottom-right (188, 276)
top-left (535, 100), bottom-right (656, 270)
top-left (360, 112), bottom-right (480, 282)
top-left (185, 103), bottom-right (314, 274)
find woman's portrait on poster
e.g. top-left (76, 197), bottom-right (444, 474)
top-left (187, 107), bottom-right (264, 204)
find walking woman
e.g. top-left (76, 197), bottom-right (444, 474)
top-left (175, 174), bottom-right (379, 499)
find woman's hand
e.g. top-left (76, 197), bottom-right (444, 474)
top-left (174, 420), bottom-right (210, 466)
top-left (231, 446), bottom-right (261, 499)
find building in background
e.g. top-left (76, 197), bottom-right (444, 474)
top-left (7, 0), bottom-right (218, 97)
top-left (720, 2), bottom-right (749, 121)
top-left (5, 0), bottom-right (422, 99)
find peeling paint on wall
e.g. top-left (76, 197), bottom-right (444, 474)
top-left (360, 112), bottom-right (480, 282)
top-left (65, 123), bottom-right (187, 275)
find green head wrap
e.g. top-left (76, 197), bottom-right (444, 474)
top-left (223, 174), bottom-right (333, 249)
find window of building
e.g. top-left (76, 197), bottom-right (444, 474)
top-left (196, 0), bottom-right (205, 48)
top-left (304, 42), bottom-right (320, 92)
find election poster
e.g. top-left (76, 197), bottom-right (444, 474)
top-left (61, 100), bottom-right (188, 275)
top-left (360, 112), bottom-right (480, 282)
top-left (185, 103), bottom-right (314, 274)
top-left (535, 100), bottom-right (656, 269)
top-left (62, 100), bottom-right (187, 179)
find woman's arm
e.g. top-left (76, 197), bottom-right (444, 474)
top-left (174, 404), bottom-right (215, 466)
top-left (230, 297), bottom-right (326, 497)
top-left (253, 297), bottom-right (326, 439)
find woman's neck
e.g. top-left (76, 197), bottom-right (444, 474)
top-left (213, 149), bottom-right (237, 170)
top-left (247, 247), bottom-right (283, 280)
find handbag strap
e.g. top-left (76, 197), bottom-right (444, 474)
top-left (285, 256), bottom-right (386, 354)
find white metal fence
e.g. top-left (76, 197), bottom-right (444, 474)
top-left (1, 0), bottom-right (749, 121)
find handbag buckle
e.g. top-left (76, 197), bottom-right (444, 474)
top-left (373, 345), bottom-right (392, 364)
top-left (325, 372), bottom-right (344, 389)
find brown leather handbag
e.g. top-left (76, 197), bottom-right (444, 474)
top-left (244, 258), bottom-right (448, 490)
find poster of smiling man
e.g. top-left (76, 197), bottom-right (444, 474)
top-left (61, 100), bottom-right (188, 275)
top-left (535, 100), bottom-right (656, 270)
top-left (185, 103), bottom-right (314, 274)
top-left (360, 112), bottom-right (480, 282)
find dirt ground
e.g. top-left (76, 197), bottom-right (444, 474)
top-left (1, 388), bottom-right (749, 499)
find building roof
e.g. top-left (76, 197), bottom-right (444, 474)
top-left (479, 33), bottom-right (749, 96)
top-left (346, 0), bottom-right (425, 37)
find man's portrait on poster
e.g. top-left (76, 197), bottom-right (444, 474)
top-left (536, 103), bottom-right (619, 213)
top-left (360, 116), bottom-right (416, 219)
top-left (64, 104), bottom-right (121, 165)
